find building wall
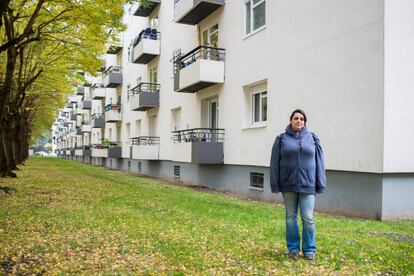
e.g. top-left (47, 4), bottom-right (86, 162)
top-left (383, 0), bottom-right (414, 172)
top-left (53, 0), bottom-right (414, 220)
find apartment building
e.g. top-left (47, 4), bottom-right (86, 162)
top-left (52, 0), bottom-right (414, 220)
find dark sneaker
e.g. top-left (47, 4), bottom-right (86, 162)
top-left (305, 253), bottom-right (315, 261)
top-left (289, 253), bottom-right (299, 260)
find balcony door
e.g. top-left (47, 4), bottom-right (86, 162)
top-left (202, 24), bottom-right (218, 60)
top-left (208, 99), bottom-right (219, 142)
top-left (149, 66), bottom-right (158, 91)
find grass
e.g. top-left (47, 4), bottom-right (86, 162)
top-left (0, 157), bottom-right (413, 274)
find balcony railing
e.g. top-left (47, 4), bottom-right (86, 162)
top-left (174, 0), bottom-right (224, 25)
top-left (130, 82), bottom-right (160, 111)
top-left (173, 46), bottom-right (225, 93)
top-left (103, 66), bottom-right (123, 88)
top-left (171, 128), bottom-right (224, 164)
top-left (132, 28), bottom-right (161, 64)
top-left (133, 0), bottom-right (161, 17)
top-left (172, 128), bottom-right (224, 143)
top-left (131, 136), bottom-right (160, 145)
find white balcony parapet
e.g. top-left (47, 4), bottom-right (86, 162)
top-left (104, 104), bottom-right (122, 122)
top-left (173, 46), bottom-right (225, 93)
top-left (132, 29), bottom-right (160, 64)
top-left (91, 84), bottom-right (106, 99)
top-left (91, 148), bottom-right (108, 158)
top-left (81, 124), bottom-right (92, 133)
top-left (131, 136), bottom-right (160, 160)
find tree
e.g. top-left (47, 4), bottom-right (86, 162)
top-left (0, 0), bottom-right (148, 176)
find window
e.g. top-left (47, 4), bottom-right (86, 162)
top-left (245, 0), bottom-right (266, 35)
top-left (252, 91), bottom-right (267, 123)
top-left (127, 84), bottom-right (130, 100)
top-left (128, 44), bottom-right (133, 63)
top-left (138, 161), bottom-right (142, 172)
top-left (250, 172), bottom-right (264, 190)
top-left (174, 165), bottom-right (180, 180)
top-left (128, 160), bottom-right (131, 172)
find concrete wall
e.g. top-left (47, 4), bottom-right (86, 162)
top-left (384, 0), bottom-right (414, 172)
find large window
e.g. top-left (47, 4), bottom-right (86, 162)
top-left (252, 91), bottom-right (267, 123)
top-left (245, 0), bottom-right (266, 35)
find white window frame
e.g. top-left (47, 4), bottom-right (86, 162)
top-left (244, 0), bottom-right (266, 37)
top-left (252, 91), bottom-right (267, 124)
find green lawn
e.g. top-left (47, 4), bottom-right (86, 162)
top-left (0, 158), bottom-right (413, 274)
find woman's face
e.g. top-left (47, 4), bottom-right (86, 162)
top-left (290, 112), bottom-right (305, 132)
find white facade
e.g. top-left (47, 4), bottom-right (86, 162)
top-left (52, 0), bottom-right (414, 220)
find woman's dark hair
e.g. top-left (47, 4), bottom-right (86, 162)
top-left (290, 109), bottom-right (307, 124)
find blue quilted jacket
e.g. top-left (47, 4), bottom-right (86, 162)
top-left (270, 125), bottom-right (326, 194)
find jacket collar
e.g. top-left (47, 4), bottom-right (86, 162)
top-left (285, 124), bottom-right (308, 138)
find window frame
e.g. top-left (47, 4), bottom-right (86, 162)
top-left (244, 0), bottom-right (266, 37)
top-left (250, 172), bottom-right (264, 191)
top-left (251, 90), bottom-right (267, 124)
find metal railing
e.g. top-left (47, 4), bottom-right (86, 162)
top-left (130, 82), bottom-right (161, 96)
top-left (91, 83), bottom-right (105, 88)
top-left (104, 103), bottom-right (122, 112)
top-left (173, 46), bottom-right (226, 74)
top-left (172, 128), bottom-right (225, 143)
top-left (104, 65), bottom-right (122, 75)
top-left (132, 28), bottom-right (161, 48)
top-left (130, 136), bottom-right (160, 145)
top-left (91, 113), bottom-right (104, 119)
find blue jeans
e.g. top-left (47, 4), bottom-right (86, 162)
top-left (282, 192), bottom-right (316, 256)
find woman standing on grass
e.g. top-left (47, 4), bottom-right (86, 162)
top-left (270, 109), bottom-right (326, 260)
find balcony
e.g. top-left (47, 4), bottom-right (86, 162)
top-left (171, 128), bottom-right (224, 164)
top-left (77, 87), bottom-right (85, 95)
top-left (130, 83), bottom-right (160, 111)
top-left (75, 146), bottom-right (91, 157)
top-left (69, 95), bottom-right (78, 103)
top-left (81, 100), bottom-right (92, 110)
top-left (104, 104), bottom-right (122, 122)
top-left (91, 84), bottom-right (106, 99)
top-left (132, 28), bottom-right (161, 64)
top-left (131, 136), bottom-right (160, 160)
top-left (70, 114), bottom-right (77, 121)
top-left (173, 46), bottom-right (225, 93)
top-left (174, 0), bottom-right (224, 25)
top-left (91, 144), bottom-right (122, 158)
top-left (81, 123), bottom-right (92, 132)
top-left (103, 66), bottom-right (123, 88)
top-left (91, 148), bottom-right (108, 158)
top-left (133, 0), bottom-right (161, 17)
top-left (91, 113), bottom-right (105, 128)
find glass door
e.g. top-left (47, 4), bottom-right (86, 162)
top-left (208, 99), bottom-right (219, 142)
top-left (202, 24), bottom-right (218, 60)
